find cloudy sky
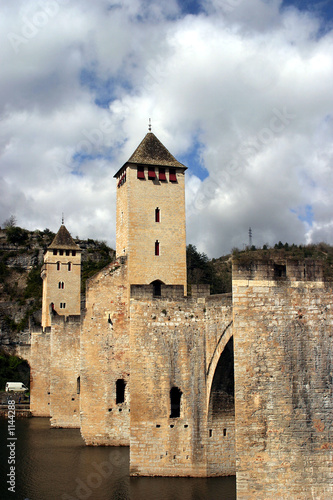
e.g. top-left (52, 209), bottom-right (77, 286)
top-left (1, 0), bottom-right (332, 257)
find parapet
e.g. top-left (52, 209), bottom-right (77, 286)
top-left (130, 284), bottom-right (185, 299)
top-left (190, 284), bottom-right (211, 298)
top-left (51, 314), bottom-right (81, 325)
top-left (232, 257), bottom-right (324, 282)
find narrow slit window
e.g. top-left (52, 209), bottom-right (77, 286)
top-left (137, 166), bottom-right (145, 179)
top-left (155, 240), bottom-right (160, 256)
top-left (57, 262), bottom-right (60, 271)
top-left (155, 207), bottom-right (160, 223)
top-left (159, 168), bottom-right (166, 181)
top-left (170, 387), bottom-right (182, 418)
top-left (68, 262), bottom-right (71, 271)
top-left (116, 379), bottom-right (126, 404)
top-left (148, 167), bottom-right (156, 179)
top-left (77, 376), bottom-right (80, 395)
top-left (169, 168), bottom-right (177, 182)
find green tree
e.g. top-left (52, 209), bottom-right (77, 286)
top-left (6, 226), bottom-right (29, 245)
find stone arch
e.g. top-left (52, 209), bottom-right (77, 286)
top-left (208, 336), bottom-right (234, 419)
top-left (206, 332), bottom-right (236, 476)
top-left (150, 279), bottom-right (165, 297)
top-left (206, 321), bottom-right (233, 410)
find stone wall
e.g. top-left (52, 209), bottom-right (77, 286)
top-left (50, 315), bottom-right (81, 428)
top-left (129, 286), bottom-right (236, 477)
top-left (29, 329), bottom-right (51, 417)
top-left (232, 259), bottom-right (333, 499)
top-left (80, 257), bottom-right (130, 445)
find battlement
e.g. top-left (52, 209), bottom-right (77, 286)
top-left (130, 283), bottom-right (185, 299)
top-left (51, 314), bottom-right (81, 325)
top-left (190, 284), bottom-right (211, 298)
top-left (232, 257), bottom-right (324, 282)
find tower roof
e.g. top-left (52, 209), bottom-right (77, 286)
top-left (48, 225), bottom-right (81, 251)
top-left (114, 132), bottom-right (187, 177)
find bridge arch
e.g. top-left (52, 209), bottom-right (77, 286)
top-left (206, 321), bottom-right (233, 411)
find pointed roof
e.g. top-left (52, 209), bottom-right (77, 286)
top-left (48, 225), bottom-right (81, 251)
top-left (114, 132), bottom-right (187, 177)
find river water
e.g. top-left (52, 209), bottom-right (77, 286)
top-left (0, 417), bottom-right (236, 500)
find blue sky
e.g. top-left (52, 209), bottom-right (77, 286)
top-left (1, 0), bottom-right (332, 256)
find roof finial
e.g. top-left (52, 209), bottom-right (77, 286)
top-left (62, 213), bottom-right (64, 225)
top-left (148, 118), bottom-right (151, 132)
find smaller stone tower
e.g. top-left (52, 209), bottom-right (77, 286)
top-left (41, 224), bottom-right (81, 328)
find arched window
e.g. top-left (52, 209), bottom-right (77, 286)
top-left (170, 387), bottom-right (182, 418)
top-left (58, 282), bottom-right (64, 289)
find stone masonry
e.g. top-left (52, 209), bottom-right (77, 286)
top-left (15, 131), bottom-right (332, 498)
top-left (233, 258), bottom-right (333, 499)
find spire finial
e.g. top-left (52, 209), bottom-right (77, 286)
top-left (62, 213), bottom-right (64, 225)
top-left (148, 118), bottom-right (151, 132)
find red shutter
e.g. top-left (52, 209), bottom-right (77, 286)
top-left (159, 168), bottom-right (166, 181)
top-left (137, 167), bottom-right (145, 179)
top-left (169, 168), bottom-right (177, 182)
top-left (148, 167), bottom-right (156, 179)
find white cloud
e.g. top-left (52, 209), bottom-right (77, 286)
top-left (0, 0), bottom-right (332, 257)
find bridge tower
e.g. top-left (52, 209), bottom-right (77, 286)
top-left (114, 131), bottom-right (187, 293)
top-left (41, 224), bottom-right (81, 328)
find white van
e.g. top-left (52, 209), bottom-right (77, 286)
top-left (5, 382), bottom-right (28, 392)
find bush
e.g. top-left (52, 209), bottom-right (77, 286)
top-left (6, 226), bottom-right (29, 245)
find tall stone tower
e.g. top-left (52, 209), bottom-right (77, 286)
top-left (114, 131), bottom-right (187, 292)
top-left (41, 224), bottom-right (81, 328)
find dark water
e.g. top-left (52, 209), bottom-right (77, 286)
top-left (0, 418), bottom-right (236, 500)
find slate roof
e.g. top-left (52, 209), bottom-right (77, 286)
top-left (48, 225), bottom-right (81, 251)
top-left (114, 132), bottom-right (187, 177)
